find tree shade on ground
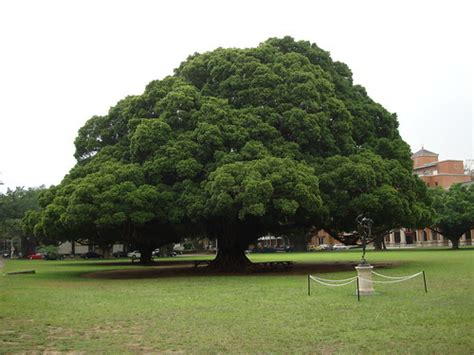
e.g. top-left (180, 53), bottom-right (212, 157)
top-left (29, 37), bottom-right (432, 269)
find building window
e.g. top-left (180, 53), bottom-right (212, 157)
top-left (435, 182), bottom-right (438, 186)
top-left (318, 237), bottom-right (324, 245)
top-left (432, 231), bottom-right (437, 241)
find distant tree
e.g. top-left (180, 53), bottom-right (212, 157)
top-left (0, 186), bottom-right (45, 255)
top-left (429, 184), bottom-right (474, 249)
top-left (464, 160), bottom-right (474, 179)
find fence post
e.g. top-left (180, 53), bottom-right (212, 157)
top-left (308, 275), bottom-right (311, 296)
top-left (356, 277), bottom-right (360, 302)
top-left (422, 271), bottom-right (428, 293)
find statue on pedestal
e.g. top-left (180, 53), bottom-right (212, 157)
top-left (356, 214), bottom-right (373, 265)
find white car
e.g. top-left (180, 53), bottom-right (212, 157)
top-left (173, 244), bottom-right (185, 253)
top-left (127, 250), bottom-right (141, 258)
top-left (332, 244), bottom-right (350, 250)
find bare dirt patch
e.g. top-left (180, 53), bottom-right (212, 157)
top-left (83, 261), bottom-right (399, 280)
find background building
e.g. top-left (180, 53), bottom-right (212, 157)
top-left (386, 148), bottom-right (472, 248)
top-left (412, 148), bottom-right (471, 188)
top-left (311, 148), bottom-right (473, 249)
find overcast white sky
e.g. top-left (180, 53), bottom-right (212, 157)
top-left (0, 0), bottom-right (472, 192)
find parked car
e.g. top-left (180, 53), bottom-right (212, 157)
top-left (44, 252), bottom-right (64, 260)
top-left (80, 252), bottom-right (104, 259)
top-left (1, 250), bottom-right (10, 258)
top-left (28, 253), bottom-right (44, 260)
top-left (112, 251), bottom-right (128, 258)
top-left (127, 250), bottom-right (141, 258)
top-left (333, 244), bottom-right (350, 250)
top-left (308, 244), bottom-right (332, 251)
top-left (173, 244), bottom-right (185, 254)
top-left (152, 248), bottom-right (160, 256)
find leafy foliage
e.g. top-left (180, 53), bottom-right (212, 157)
top-left (430, 184), bottom-right (474, 249)
top-left (33, 37), bottom-right (432, 267)
top-left (317, 150), bottom-right (433, 245)
top-left (0, 186), bottom-right (45, 254)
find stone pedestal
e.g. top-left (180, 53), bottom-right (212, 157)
top-left (355, 264), bottom-right (374, 295)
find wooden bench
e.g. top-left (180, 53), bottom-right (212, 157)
top-left (193, 260), bottom-right (212, 268)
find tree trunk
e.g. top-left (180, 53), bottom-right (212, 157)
top-left (293, 239), bottom-right (308, 252)
top-left (373, 232), bottom-right (388, 251)
top-left (139, 248), bottom-right (153, 264)
top-left (209, 227), bottom-right (252, 272)
top-left (20, 236), bottom-right (27, 258)
top-left (159, 243), bottom-right (172, 257)
top-left (373, 238), bottom-right (382, 250)
top-left (451, 238), bottom-right (460, 250)
top-left (210, 246), bottom-right (251, 272)
top-left (373, 235), bottom-right (384, 250)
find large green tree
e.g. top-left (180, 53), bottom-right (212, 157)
top-left (429, 184), bottom-right (474, 249)
top-left (34, 37), bottom-right (430, 269)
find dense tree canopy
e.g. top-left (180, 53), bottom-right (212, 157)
top-left (317, 150), bottom-right (433, 247)
top-left (429, 184), bottom-right (474, 249)
top-left (32, 37), bottom-right (432, 268)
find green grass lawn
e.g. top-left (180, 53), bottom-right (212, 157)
top-left (1, 249), bottom-right (473, 354)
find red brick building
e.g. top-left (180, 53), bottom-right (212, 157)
top-left (412, 148), bottom-right (471, 188)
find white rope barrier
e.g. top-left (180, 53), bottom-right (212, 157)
top-left (309, 276), bottom-right (357, 287)
top-left (310, 275), bottom-right (358, 283)
top-left (371, 270), bottom-right (421, 280)
top-left (308, 270), bottom-right (427, 300)
top-left (359, 272), bottom-right (423, 284)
